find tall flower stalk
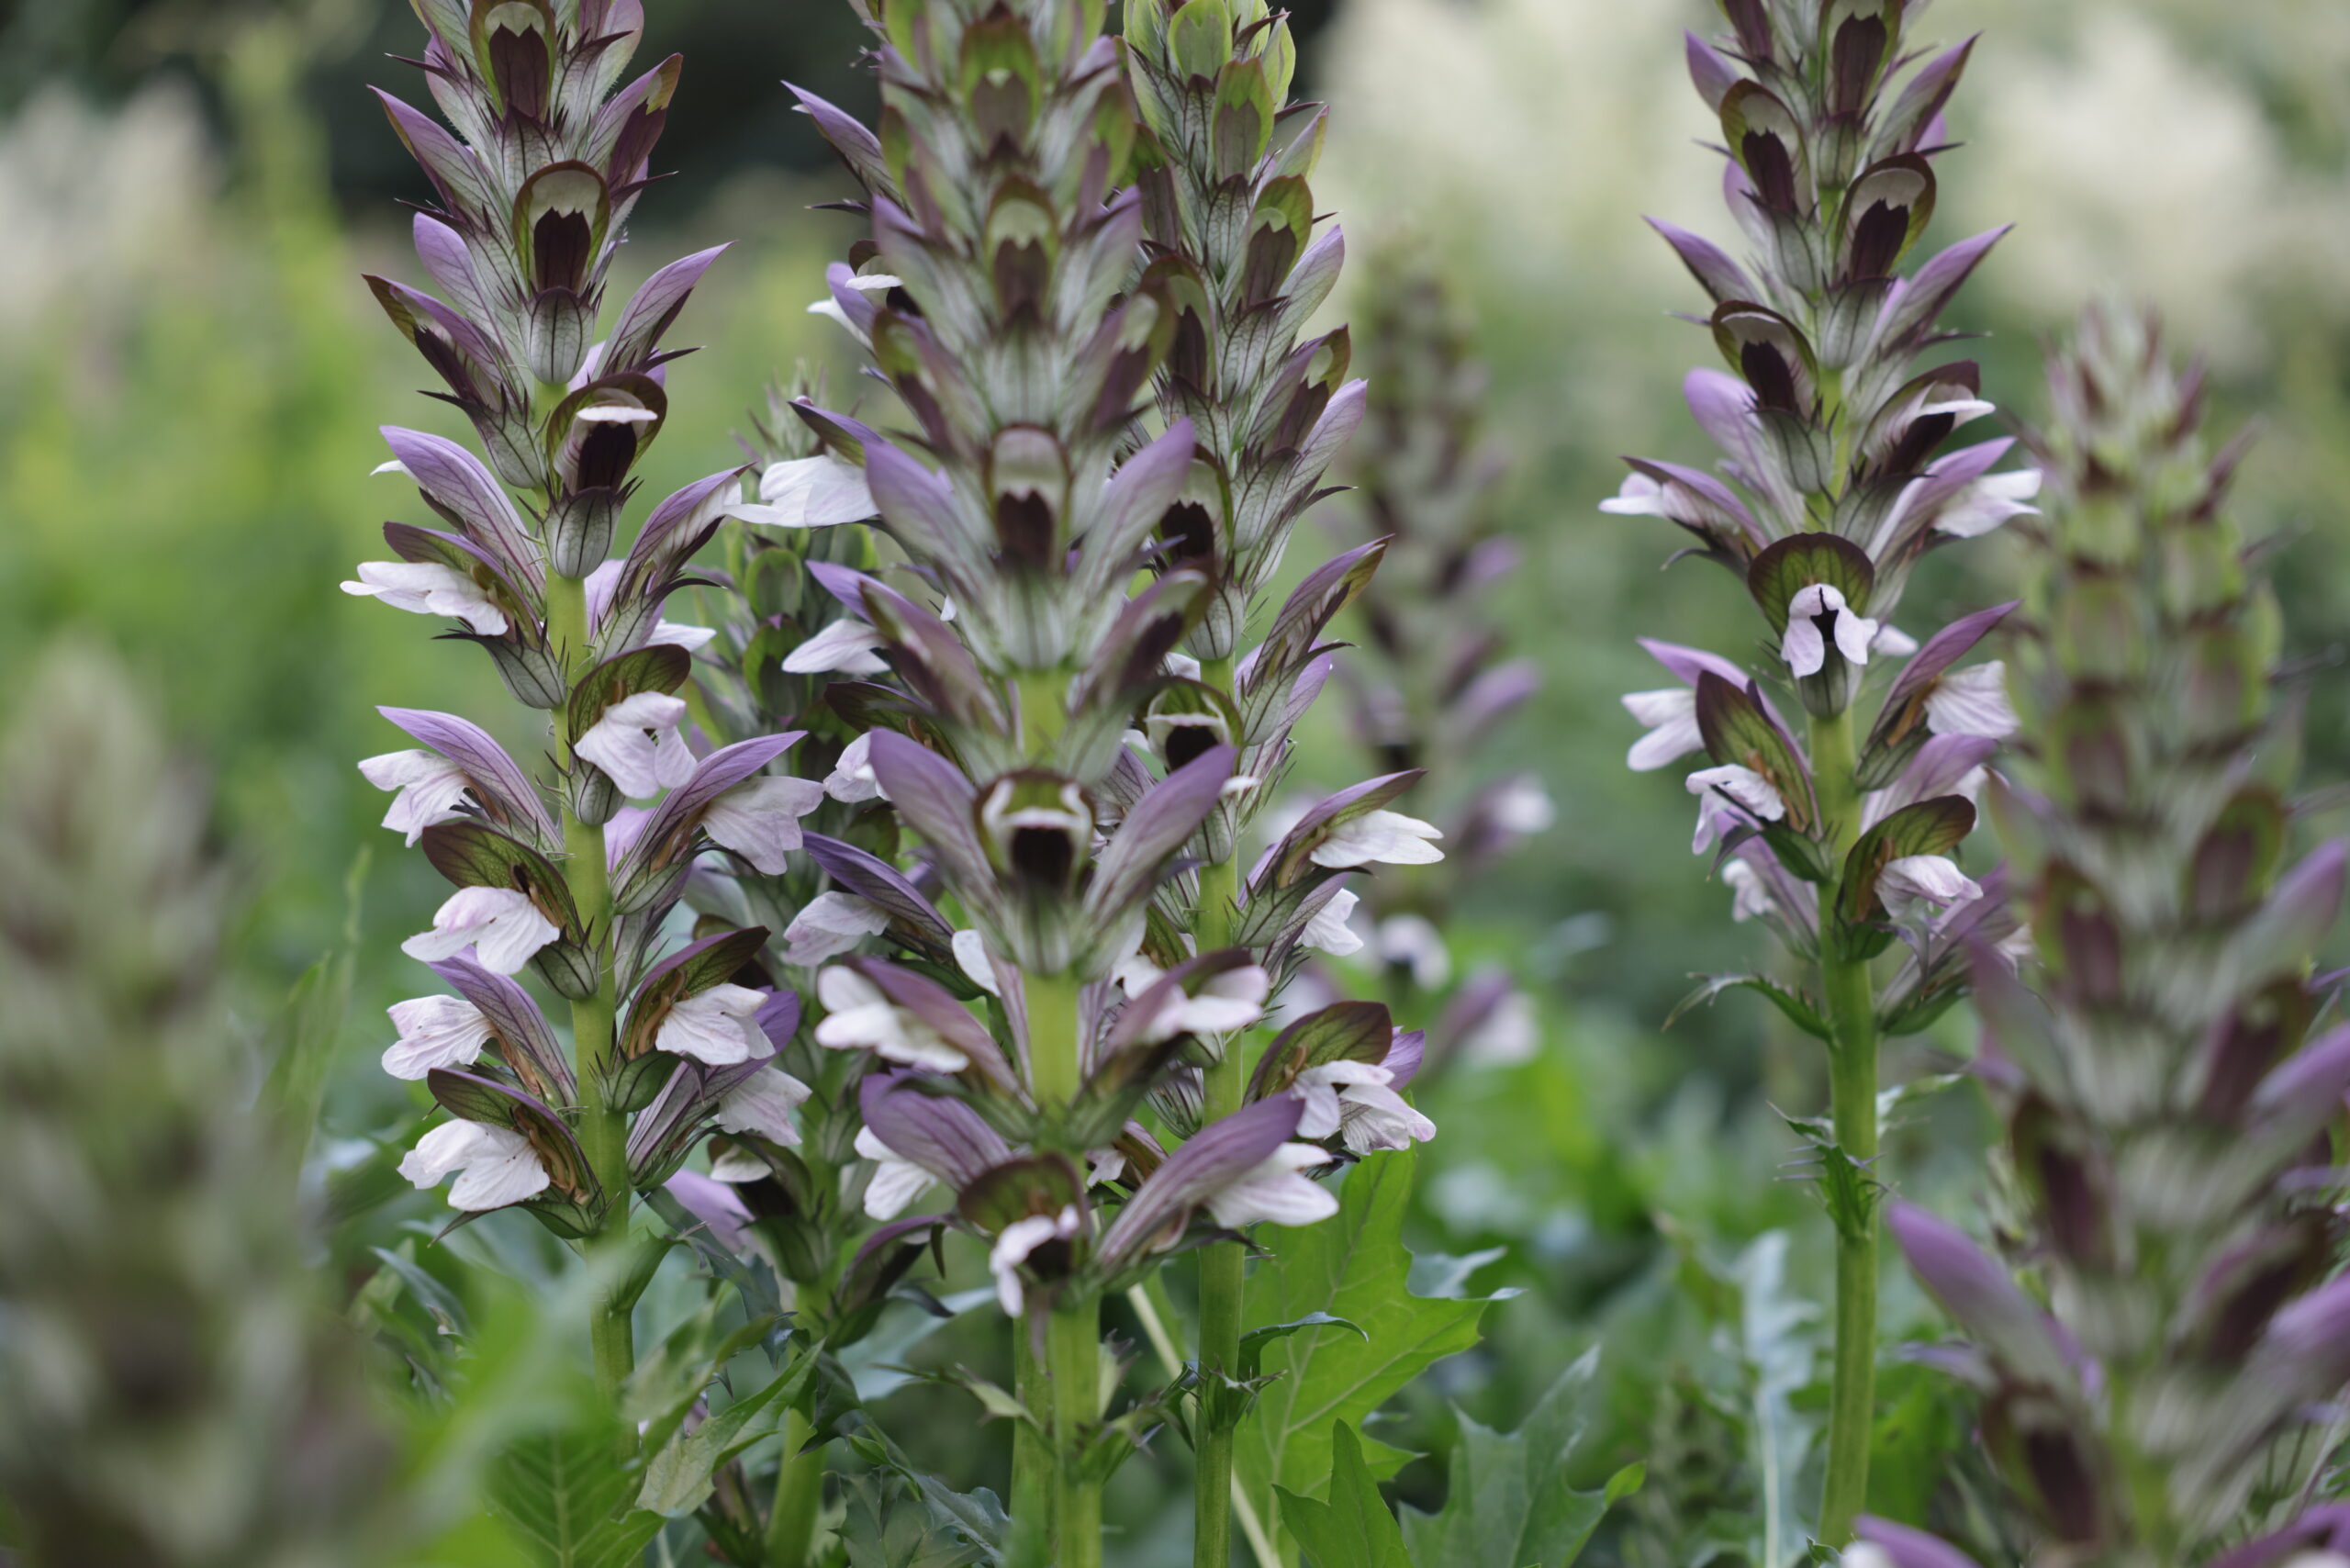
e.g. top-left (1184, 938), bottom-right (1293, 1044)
top-left (351, 0), bottom-right (818, 1410)
top-left (1864, 308), bottom-right (2350, 1568)
top-left (1329, 240), bottom-right (1550, 1079)
top-left (1607, 0), bottom-right (2032, 1540)
top-left (780, 3), bottom-right (1435, 1561)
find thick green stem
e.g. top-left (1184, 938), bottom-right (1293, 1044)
top-left (1192, 654), bottom-right (1245, 1568)
top-left (1013, 1329), bottom-right (1052, 1556)
top-left (546, 567), bottom-right (634, 1395)
top-left (763, 1408), bottom-right (824, 1568)
top-left (1807, 703), bottom-right (1878, 1544)
top-left (1048, 1294), bottom-right (1104, 1568)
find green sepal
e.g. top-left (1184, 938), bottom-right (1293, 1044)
top-left (1246, 1000), bottom-right (1393, 1102)
top-left (1695, 671), bottom-right (1817, 832)
top-left (565, 641), bottom-right (693, 742)
top-left (1835, 794), bottom-right (1976, 931)
top-left (418, 819), bottom-right (582, 930)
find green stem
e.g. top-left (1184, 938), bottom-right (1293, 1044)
top-left (546, 567), bottom-right (634, 1396)
top-left (1192, 655), bottom-right (1245, 1568)
top-left (1048, 1294), bottom-right (1104, 1568)
top-left (1013, 1328), bottom-right (1052, 1557)
top-left (1807, 703), bottom-right (1878, 1544)
top-left (763, 1408), bottom-right (824, 1568)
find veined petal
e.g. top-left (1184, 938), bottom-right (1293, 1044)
top-left (1298, 887), bottom-right (1365, 956)
top-left (1880, 855), bottom-right (1983, 924)
top-left (1205, 1144), bottom-right (1338, 1228)
top-left (824, 732), bottom-right (884, 803)
top-left (714, 1062), bottom-right (812, 1145)
top-left (655, 983), bottom-right (769, 1066)
top-left (341, 561), bottom-right (510, 636)
top-left (781, 890), bottom-right (890, 965)
top-left (735, 454), bottom-right (875, 530)
top-left (783, 618), bottom-right (889, 675)
top-left (360, 749), bottom-right (475, 845)
top-left (1309, 809), bottom-right (1445, 868)
top-left (1623, 688), bottom-right (1705, 771)
top-left (700, 775), bottom-right (824, 874)
top-left (402, 886), bottom-right (558, 975)
top-left (576, 691), bottom-right (693, 800)
top-left (1925, 662), bottom-right (2018, 739)
top-left (382, 994), bottom-right (495, 1080)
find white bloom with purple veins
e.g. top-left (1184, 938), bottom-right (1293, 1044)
top-left (814, 967), bottom-right (968, 1071)
top-left (358, 749), bottom-right (474, 844)
top-left (1934, 468), bottom-right (2042, 540)
top-left (854, 1126), bottom-right (934, 1219)
top-left (1621, 688), bottom-right (1704, 772)
top-left (1925, 662), bottom-right (2019, 740)
top-left (1291, 1059), bottom-right (1437, 1154)
top-left (990, 1204), bottom-right (1081, 1316)
top-left (1780, 583), bottom-right (1881, 678)
top-left (1298, 887), bottom-right (1365, 957)
top-left (398, 1119), bottom-right (549, 1210)
top-left (341, 561), bottom-right (509, 635)
top-left (784, 619), bottom-right (890, 676)
top-left (1879, 855), bottom-right (1984, 924)
top-left (575, 691), bottom-right (695, 800)
top-left (1206, 1144), bottom-right (1339, 1227)
top-left (1721, 858), bottom-right (1776, 924)
top-left (734, 453), bottom-right (875, 531)
top-left (952, 930), bottom-right (1003, 996)
top-left (781, 890), bottom-right (890, 965)
top-left (713, 1063), bottom-right (813, 1146)
top-left (402, 886), bottom-right (559, 974)
top-left (824, 731), bottom-right (884, 803)
top-left (381, 994), bottom-right (495, 1080)
top-left (1687, 764), bottom-right (1785, 852)
top-left (700, 775), bottom-right (825, 874)
top-left (1311, 810), bottom-right (1445, 868)
top-left (655, 982), bottom-right (770, 1066)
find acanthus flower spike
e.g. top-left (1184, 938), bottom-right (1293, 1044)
top-left (1604, 0), bottom-right (2024, 1540)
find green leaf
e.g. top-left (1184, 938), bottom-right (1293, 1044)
top-left (1666, 973), bottom-right (1830, 1041)
top-left (1236, 1148), bottom-right (1494, 1538)
top-left (489, 1420), bottom-right (664, 1568)
top-left (638, 1361), bottom-right (801, 1516)
top-left (1399, 1350), bottom-right (1634, 1568)
top-left (1277, 1423), bottom-right (1414, 1568)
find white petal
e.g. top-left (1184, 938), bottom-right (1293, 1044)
top-left (576, 692), bottom-right (692, 800)
top-left (1337, 1081), bottom-right (1437, 1153)
top-left (1878, 855), bottom-right (1984, 923)
top-left (1298, 888), bottom-right (1364, 956)
top-left (1685, 765), bottom-right (1785, 823)
top-left (1832, 611), bottom-right (1880, 666)
top-left (341, 562), bottom-right (509, 635)
top-left (652, 620), bottom-right (720, 651)
top-left (656, 983), bottom-right (769, 1066)
top-left (381, 995), bottom-right (495, 1081)
top-left (715, 1064), bottom-right (813, 1144)
top-left (1935, 470), bottom-right (2042, 540)
top-left (1206, 1145), bottom-right (1338, 1228)
top-left (783, 619), bottom-right (889, 675)
top-left (1779, 615), bottom-right (1827, 678)
top-left (1375, 914), bottom-right (1451, 991)
top-left (1873, 624), bottom-right (1920, 656)
top-left (824, 732), bottom-right (885, 803)
top-left (739, 454), bottom-right (875, 530)
top-left (1597, 473), bottom-right (1666, 517)
top-left (702, 776), bottom-right (825, 874)
top-left (1925, 662), bottom-right (2018, 740)
top-left (398, 1120), bottom-right (490, 1186)
top-left (404, 887), bottom-right (556, 975)
top-left (1309, 810), bottom-right (1446, 868)
top-left (953, 930), bottom-right (1003, 996)
top-left (445, 1127), bottom-right (552, 1210)
top-left (782, 891), bottom-right (890, 965)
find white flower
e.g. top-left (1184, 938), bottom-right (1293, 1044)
top-left (1925, 662), bottom-right (2019, 740)
top-left (1994, 923), bottom-right (2037, 969)
top-left (854, 1126), bottom-right (934, 1219)
top-left (783, 618), bottom-right (890, 675)
top-left (1686, 765), bottom-right (1786, 853)
top-left (402, 886), bottom-right (559, 975)
top-left (1205, 1144), bottom-right (1338, 1228)
top-left (781, 890), bottom-right (890, 965)
top-left (953, 929), bottom-right (1003, 996)
top-left (701, 775), bottom-right (825, 874)
top-left (398, 1119), bottom-right (549, 1211)
top-left (341, 561), bottom-right (509, 635)
top-left (1292, 1060), bottom-right (1437, 1154)
top-left (713, 1062), bottom-right (813, 1146)
top-left (989, 1204), bottom-right (1080, 1316)
top-left (1298, 887), bottom-right (1366, 957)
top-left (655, 982), bottom-right (770, 1066)
top-left (813, 967), bottom-right (968, 1071)
top-left (1934, 468), bottom-right (2042, 540)
top-left (1375, 914), bottom-right (1452, 991)
top-left (1457, 990), bottom-right (1539, 1069)
top-left (1780, 583), bottom-right (1881, 678)
top-left (651, 619), bottom-right (719, 651)
top-left (381, 994), bottom-right (494, 1081)
top-left (1873, 624), bottom-right (1920, 656)
top-left (1878, 855), bottom-right (1984, 924)
top-left (1087, 1147), bottom-right (1126, 1186)
top-left (807, 273), bottom-right (901, 348)
top-left (1310, 809), bottom-right (1446, 868)
top-left (575, 691), bottom-right (696, 800)
top-left (1129, 963), bottom-right (1270, 1046)
top-left (824, 731), bottom-right (885, 803)
top-left (1489, 777), bottom-right (1556, 835)
top-left (358, 749), bottom-right (473, 845)
top-left (733, 453), bottom-right (875, 531)
top-left (1621, 688), bottom-right (1704, 772)
top-left (1721, 858), bottom-right (1775, 924)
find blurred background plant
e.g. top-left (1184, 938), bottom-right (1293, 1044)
top-left (5, 0), bottom-right (2349, 1563)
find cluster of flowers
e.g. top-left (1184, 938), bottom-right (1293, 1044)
top-left (343, 0), bottom-right (820, 1350)
top-left (1325, 239), bottom-right (1550, 1074)
top-left (761, 0), bottom-right (1441, 1560)
top-left (1865, 308), bottom-right (2350, 1568)
top-left (1605, 0), bottom-right (2037, 1542)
